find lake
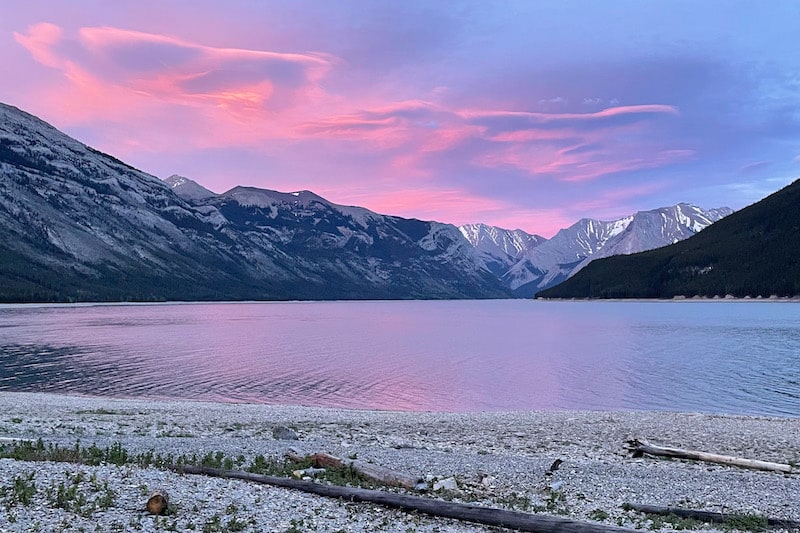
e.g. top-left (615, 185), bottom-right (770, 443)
top-left (0, 300), bottom-right (797, 416)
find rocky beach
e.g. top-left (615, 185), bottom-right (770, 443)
top-left (0, 392), bottom-right (797, 532)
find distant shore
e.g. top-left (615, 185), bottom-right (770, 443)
top-left (0, 392), bottom-right (798, 532)
top-left (537, 295), bottom-right (800, 302)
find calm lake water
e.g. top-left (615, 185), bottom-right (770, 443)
top-left (0, 300), bottom-right (797, 416)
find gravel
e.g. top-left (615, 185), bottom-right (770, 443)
top-left (0, 392), bottom-right (797, 532)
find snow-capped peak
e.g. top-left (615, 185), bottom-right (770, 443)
top-left (458, 223), bottom-right (545, 257)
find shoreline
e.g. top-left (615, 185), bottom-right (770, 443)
top-left (2, 296), bottom-right (800, 309)
top-left (0, 391), bottom-right (798, 532)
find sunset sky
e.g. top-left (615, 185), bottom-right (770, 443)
top-left (2, 1), bottom-right (799, 236)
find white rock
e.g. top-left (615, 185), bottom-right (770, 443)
top-left (433, 477), bottom-right (458, 491)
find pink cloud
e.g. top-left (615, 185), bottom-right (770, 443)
top-left (360, 99), bottom-right (437, 117)
top-left (77, 26), bottom-right (331, 108)
top-left (463, 105), bottom-right (683, 179)
top-left (300, 101), bottom-right (685, 185)
top-left (560, 149), bottom-right (696, 182)
top-left (470, 117), bottom-right (692, 183)
top-left (13, 22), bottom-right (64, 68)
top-left (296, 101), bottom-right (483, 172)
top-left (13, 23), bottom-right (334, 141)
top-left (297, 100), bottom-right (440, 138)
top-left (297, 115), bottom-right (404, 140)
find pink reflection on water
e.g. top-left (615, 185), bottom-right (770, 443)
top-left (4, 301), bottom-right (635, 411)
top-left (2, 300), bottom-right (797, 415)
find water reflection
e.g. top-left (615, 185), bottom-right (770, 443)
top-left (0, 301), bottom-right (797, 416)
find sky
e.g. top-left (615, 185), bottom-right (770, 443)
top-left (2, 1), bottom-right (799, 237)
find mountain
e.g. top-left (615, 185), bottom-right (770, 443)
top-left (164, 174), bottom-right (217, 202)
top-left (461, 204), bottom-right (731, 297)
top-left (0, 102), bottom-right (509, 302)
top-left (538, 179), bottom-right (800, 299)
top-left (458, 223), bottom-right (546, 276)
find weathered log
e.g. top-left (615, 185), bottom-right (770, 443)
top-left (170, 464), bottom-right (639, 533)
top-left (314, 451), bottom-right (427, 490)
top-left (286, 449), bottom-right (426, 490)
top-left (625, 503), bottom-right (800, 530)
top-left (627, 439), bottom-right (794, 474)
top-left (146, 489), bottom-right (169, 515)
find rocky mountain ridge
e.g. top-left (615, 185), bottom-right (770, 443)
top-left (459, 204), bottom-right (732, 296)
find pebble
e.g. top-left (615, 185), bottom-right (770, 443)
top-left (0, 391), bottom-right (797, 532)
top-left (272, 425), bottom-right (299, 441)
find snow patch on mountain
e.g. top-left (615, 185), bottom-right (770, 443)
top-left (458, 223), bottom-right (545, 276)
top-left (165, 175), bottom-right (218, 202)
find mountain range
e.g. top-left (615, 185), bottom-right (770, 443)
top-left (0, 101), bottom-right (731, 302)
top-left (538, 177), bottom-right (800, 299)
top-left (459, 203), bottom-right (731, 296)
top-left (0, 102), bottom-right (506, 301)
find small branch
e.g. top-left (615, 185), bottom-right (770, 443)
top-left (171, 464), bottom-right (640, 533)
top-left (625, 503), bottom-right (800, 530)
top-left (627, 439), bottom-right (794, 474)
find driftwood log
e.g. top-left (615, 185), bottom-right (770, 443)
top-left (626, 503), bottom-right (800, 530)
top-left (171, 464), bottom-right (640, 533)
top-left (286, 450), bottom-right (426, 490)
top-left (146, 489), bottom-right (169, 515)
top-left (627, 439), bottom-right (794, 474)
